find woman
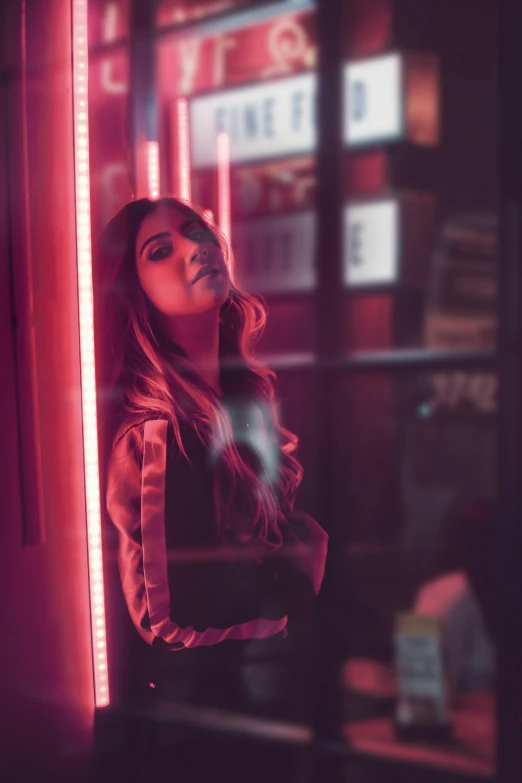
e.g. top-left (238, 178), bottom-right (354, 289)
top-left (95, 197), bottom-right (328, 729)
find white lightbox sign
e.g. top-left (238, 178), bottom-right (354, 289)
top-left (190, 73), bottom-right (316, 168)
top-left (233, 210), bottom-right (316, 293)
top-left (189, 54), bottom-right (409, 167)
top-left (344, 199), bottom-right (399, 287)
top-left (343, 53), bottom-right (403, 145)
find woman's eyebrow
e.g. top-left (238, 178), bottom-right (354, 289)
top-left (140, 231), bottom-right (172, 256)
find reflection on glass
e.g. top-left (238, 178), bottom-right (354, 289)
top-left (156, 5), bottom-right (318, 303)
top-left (339, 370), bottom-right (496, 776)
top-left (424, 215), bottom-right (497, 351)
top-left (88, 0), bottom-right (130, 46)
top-left (343, 0), bottom-right (497, 354)
top-left (411, 498), bottom-right (495, 695)
top-left (85, 0), bottom-right (500, 777)
top-left (87, 39), bottom-right (132, 244)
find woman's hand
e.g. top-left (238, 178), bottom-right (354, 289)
top-left (279, 511), bottom-right (329, 596)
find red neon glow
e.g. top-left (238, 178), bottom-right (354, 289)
top-left (20, 0), bottom-right (46, 544)
top-left (176, 97), bottom-right (191, 200)
top-left (72, 0), bottom-right (109, 708)
top-left (217, 132), bottom-right (231, 241)
top-left (147, 140), bottom-right (160, 199)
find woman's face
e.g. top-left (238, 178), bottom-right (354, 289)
top-left (135, 206), bottom-right (230, 317)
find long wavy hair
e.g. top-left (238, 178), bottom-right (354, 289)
top-left (94, 196), bottom-right (303, 550)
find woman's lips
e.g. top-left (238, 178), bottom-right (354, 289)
top-left (192, 267), bottom-right (222, 284)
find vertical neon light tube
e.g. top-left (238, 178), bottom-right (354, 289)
top-left (176, 97), bottom-right (191, 200)
top-left (147, 141), bottom-right (160, 199)
top-left (72, 0), bottom-right (109, 708)
top-left (217, 132), bottom-right (231, 242)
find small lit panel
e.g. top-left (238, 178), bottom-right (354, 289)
top-left (72, 0), bottom-right (109, 708)
top-left (344, 199), bottom-right (399, 286)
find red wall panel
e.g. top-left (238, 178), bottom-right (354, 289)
top-left (1, 1), bottom-right (95, 779)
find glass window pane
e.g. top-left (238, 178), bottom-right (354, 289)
top-left (87, 1), bottom-right (500, 779)
top-left (338, 368), bottom-right (497, 778)
top-left (343, 0), bottom-right (498, 354)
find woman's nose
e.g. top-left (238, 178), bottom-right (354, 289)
top-left (182, 238), bottom-right (201, 264)
top-left (189, 245), bottom-right (208, 265)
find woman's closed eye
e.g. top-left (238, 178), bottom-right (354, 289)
top-left (148, 243), bottom-right (173, 262)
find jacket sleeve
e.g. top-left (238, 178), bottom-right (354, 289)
top-left (105, 424), bottom-right (156, 647)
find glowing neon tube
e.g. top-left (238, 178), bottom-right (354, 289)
top-left (147, 140), bottom-right (160, 199)
top-left (72, 0), bottom-right (109, 708)
top-left (217, 131), bottom-right (231, 242)
top-left (176, 97), bottom-right (191, 200)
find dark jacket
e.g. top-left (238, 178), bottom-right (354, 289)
top-left (105, 401), bottom-right (328, 654)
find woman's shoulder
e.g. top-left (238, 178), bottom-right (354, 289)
top-left (112, 413), bottom-right (170, 455)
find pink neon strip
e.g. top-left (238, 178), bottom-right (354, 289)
top-left (147, 141), bottom-right (160, 200)
top-left (72, 0), bottom-right (109, 707)
top-left (177, 98), bottom-right (191, 200)
top-left (217, 132), bottom-right (231, 241)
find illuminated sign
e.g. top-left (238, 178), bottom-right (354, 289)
top-left (190, 72), bottom-right (316, 168)
top-left (189, 52), bottom-right (438, 167)
top-left (232, 195), bottom-right (433, 293)
top-left (344, 53), bottom-right (402, 145)
top-left (158, 9), bottom-right (316, 96)
top-left (345, 199), bottom-right (398, 286)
